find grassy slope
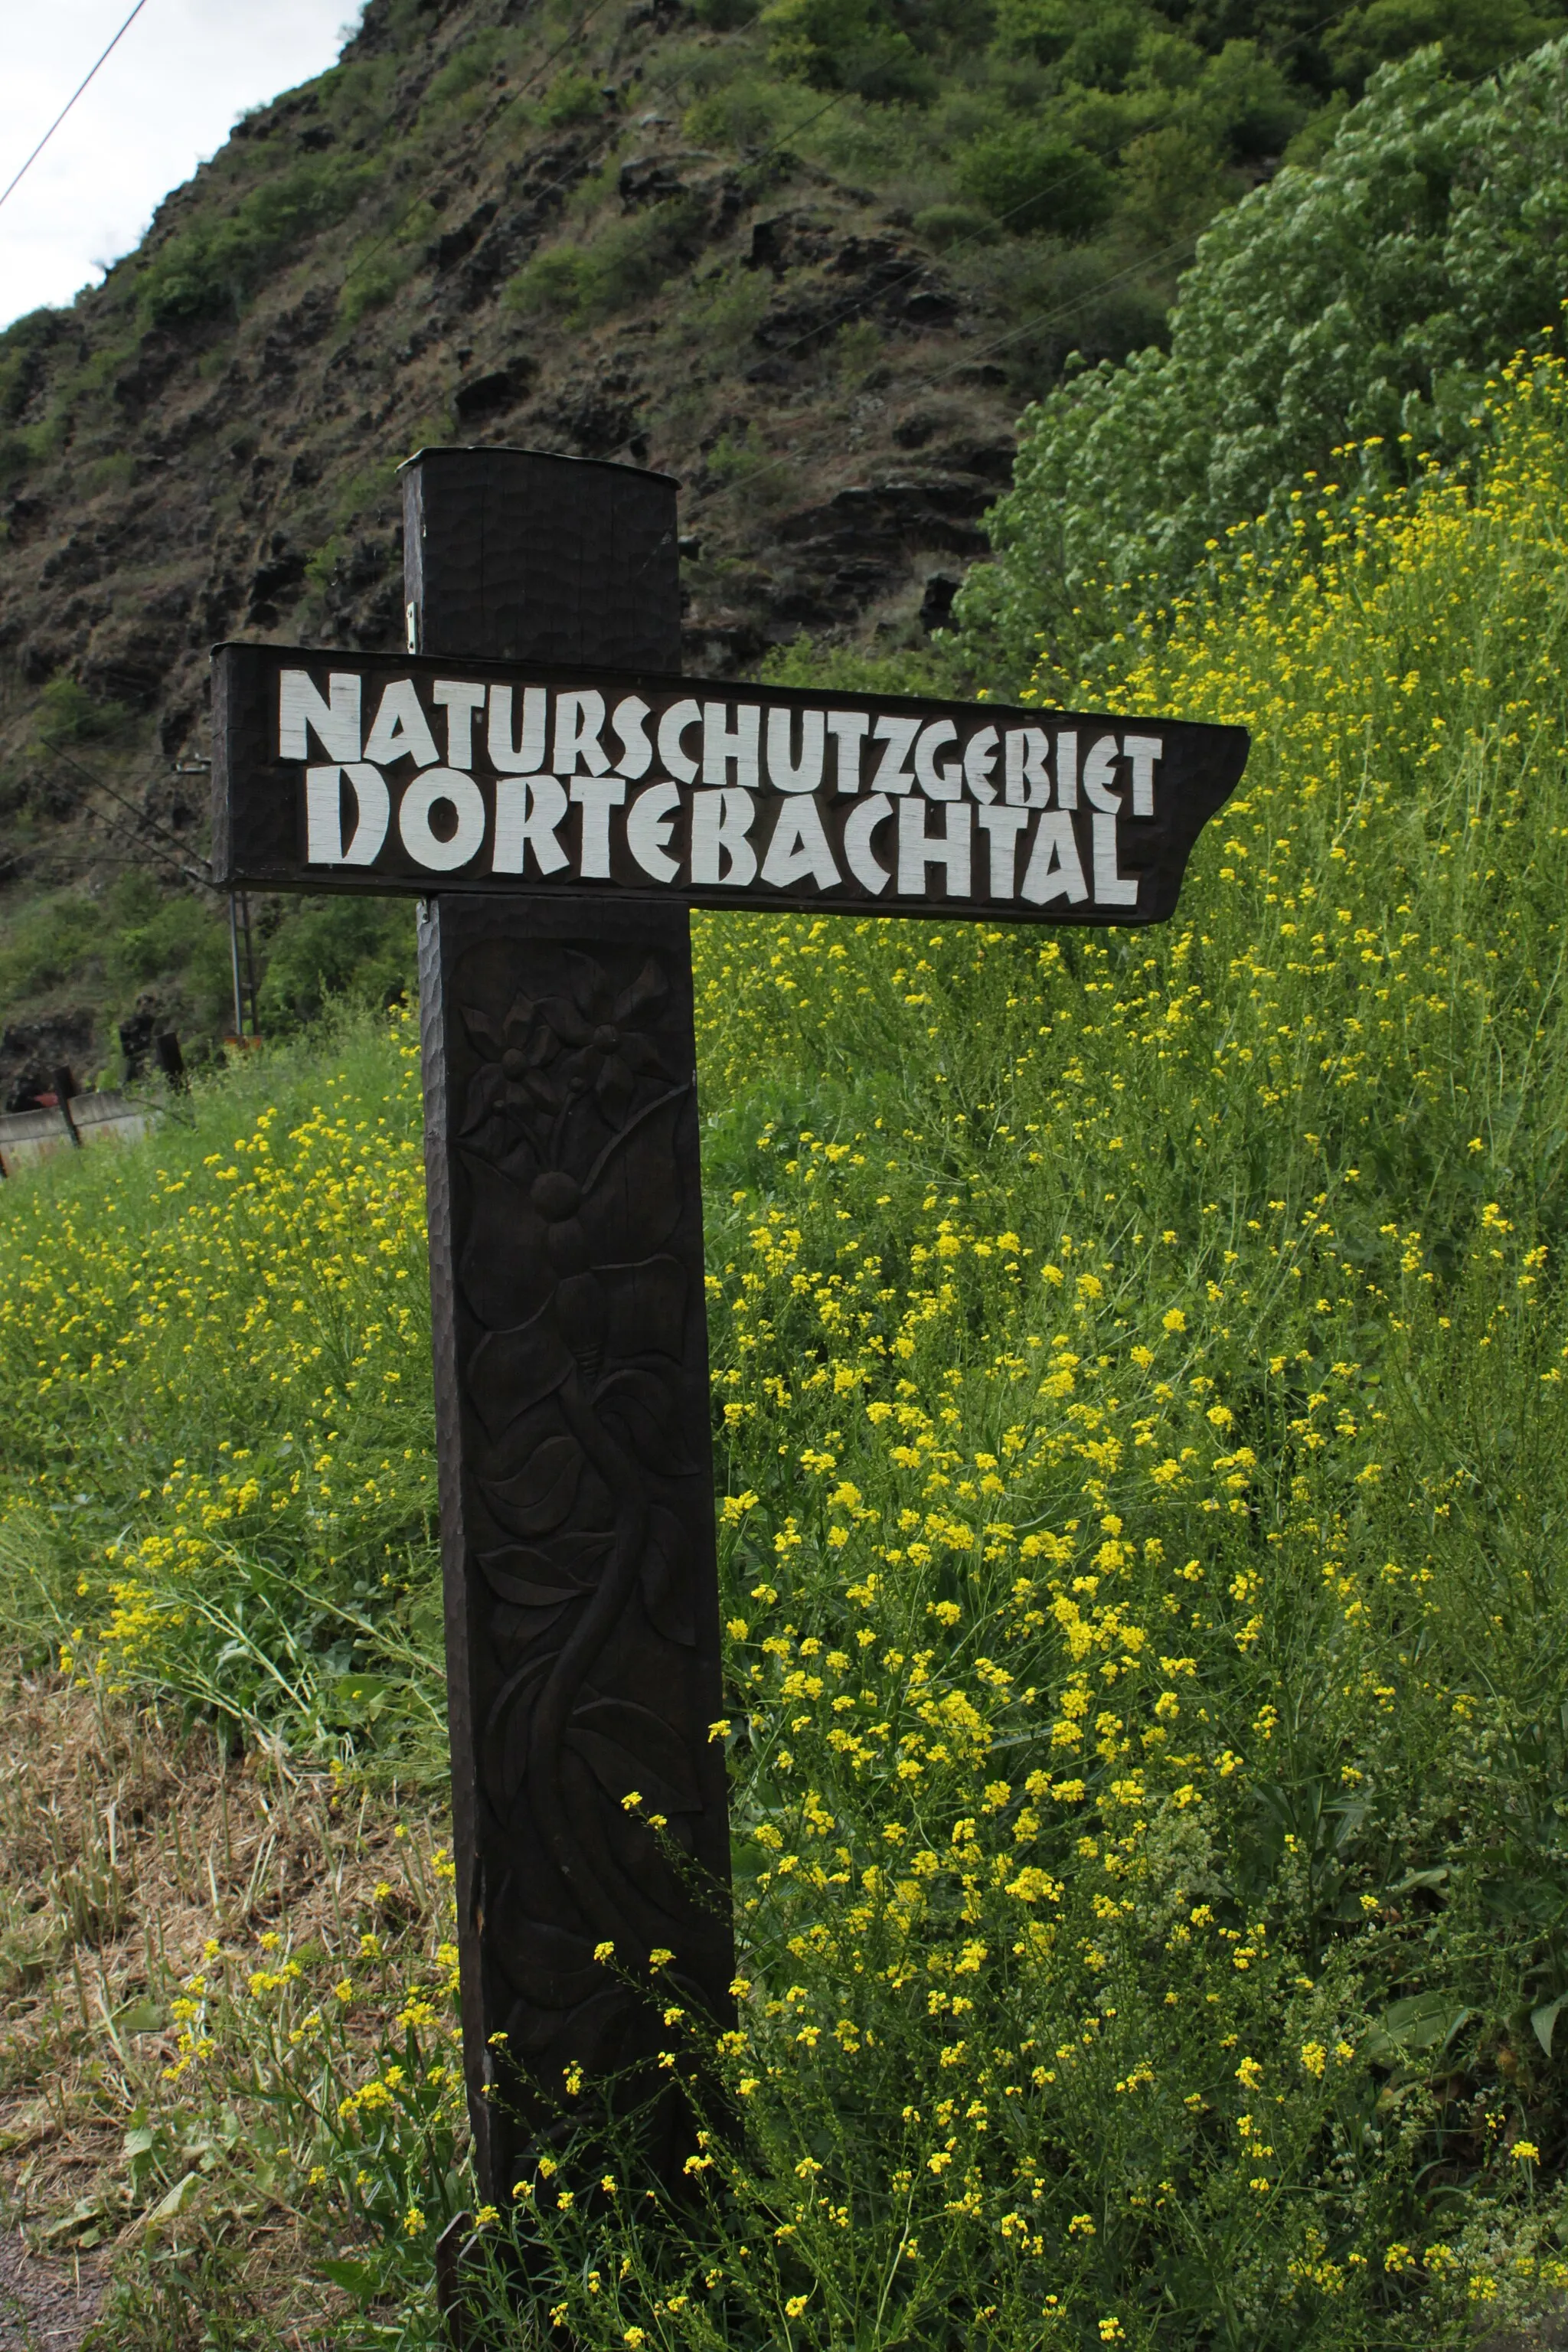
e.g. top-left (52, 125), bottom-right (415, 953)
top-left (2, 357), bottom-right (1568, 2344)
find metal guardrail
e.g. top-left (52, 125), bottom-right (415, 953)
top-left (0, 1091), bottom-right (155, 1178)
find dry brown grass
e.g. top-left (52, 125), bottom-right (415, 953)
top-left (0, 1659), bottom-right (452, 2347)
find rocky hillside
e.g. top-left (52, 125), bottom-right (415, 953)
top-left (0, 0), bottom-right (1478, 1091)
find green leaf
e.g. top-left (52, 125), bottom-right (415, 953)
top-left (319, 2255), bottom-right (386, 2304)
top-left (1531, 1994), bottom-right (1568, 2056)
top-left (1366, 1991), bottom-right (1471, 2066)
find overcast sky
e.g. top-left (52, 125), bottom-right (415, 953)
top-left (0, 0), bottom-right (362, 332)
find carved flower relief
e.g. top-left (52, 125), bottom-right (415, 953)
top-left (459, 950), bottom-right (671, 1169)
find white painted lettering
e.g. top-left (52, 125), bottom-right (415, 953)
top-left (1093, 812), bottom-right (1138, 907)
top-left (627, 781), bottom-right (681, 881)
top-left (400, 768), bottom-right (485, 872)
top-left (280, 669), bottom-right (361, 762)
top-left (913, 720), bottom-right (962, 801)
top-left (611, 696), bottom-right (654, 781)
top-left (825, 710), bottom-right (870, 794)
top-left (766, 707), bottom-right (825, 794)
top-left (488, 684), bottom-right (548, 773)
top-left (762, 796), bottom-right (840, 890)
top-left (844, 792), bottom-right (893, 894)
top-left (553, 689), bottom-right (610, 776)
top-left (364, 678), bottom-right (439, 769)
top-left (702, 703), bottom-right (761, 789)
top-left (976, 805), bottom-right (1029, 899)
top-left (871, 715), bottom-right (920, 795)
top-left (570, 779), bottom-right (627, 877)
top-left (433, 680), bottom-right (487, 768)
top-left (1083, 733), bottom-right (1122, 812)
top-left (963, 724), bottom-right (998, 802)
top-left (305, 763), bottom-right (389, 866)
top-left (658, 700), bottom-right (702, 783)
top-left (691, 789), bottom-right (758, 886)
top-left (493, 776), bottom-right (569, 876)
top-left (1122, 733), bottom-right (1162, 816)
top-left (1004, 727), bottom-right (1050, 807)
top-left (1054, 730), bottom-right (1079, 811)
top-left (1021, 810), bottom-right (1087, 905)
top-left (897, 797), bottom-right (972, 897)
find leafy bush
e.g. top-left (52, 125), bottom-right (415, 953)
top-left (28, 675), bottom-right (132, 750)
top-left (1328, 0), bottom-right (1566, 87)
top-left (539, 70), bottom-right (604, 126)
top-left (136, 156), bottom-right (379, 326)
top-left (957, 38), bottom-right (1568, 681)
top-left (953, 123), bottom-right (1116, 234)
top-left (256, 894), bottom-right (416, 1029)
top-left (913, 198), bottom-right (998, 248)
top-left (505, 200), bottom-right (705, 323)
top-left (761, 0), bottom-right (940, 101)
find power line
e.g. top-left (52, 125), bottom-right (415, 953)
top-left (0, 0), bottom-right (152, 220)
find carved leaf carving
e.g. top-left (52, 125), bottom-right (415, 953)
top-left (567, 1692), bottom-right (704, 1815)
top-left (480, 1433), bottom-right (583, 1537)
top-left (478, 1536), bottom-right (611, 1607)
top-left (469, 1302), bottom-right (574, 1439)
top-left (482, 1651), bottom-right (557, 1808)
top-left (579, 1090), bottom-right (687, 1265)
top-left (596, 1367), bottom-right (701, 1476)
top-left (458, 1154), bottom-right (550, 1328)
top-left (601, 1255), bottom-right (687, 1364)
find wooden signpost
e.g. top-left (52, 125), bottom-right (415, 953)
top-left (211, 446), bottom-right (1247, 2225)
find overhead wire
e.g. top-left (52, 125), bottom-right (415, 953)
top-left (0, 0), bottom-right (152, 220)
top-left (34, 737), bottom-right (216, 893)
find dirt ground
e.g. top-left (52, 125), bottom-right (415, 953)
top-left (0, 1662), bottom-right (449, 2348)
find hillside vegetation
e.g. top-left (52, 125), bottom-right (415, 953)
top-left (962, 35), bottom-right (1568, 681)
top-left (2, 347), bottom-right (1567, 2344)
top-left (0, 0), bottom-right (1559, 1093)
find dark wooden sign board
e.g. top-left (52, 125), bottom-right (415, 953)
top-left (211, 446), bottom-right (1247, 2228)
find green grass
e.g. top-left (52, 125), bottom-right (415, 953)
top-left (5, 358), bottom-right (1568, 2344)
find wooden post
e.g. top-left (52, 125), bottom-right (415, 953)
top-left (407, 450), bottom-right (734, 2207)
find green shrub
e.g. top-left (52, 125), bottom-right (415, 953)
top-left (540, 70), bottom-right (604, 126)
top-left (30, 675), bottom-right (133, 750)
top-left (676, 262), bottom-right (774, 353)
top-left (693, 0), bottom-right (763, 29)
top-left (505, 200), bottom-right (704, 323)
top-left (1328, 0), bottom-right (1566, 87)
top-left (762, 0), bottom-right (939, 101)
top-left (256, 895), bottom-right (416, 1030)
top-left (136, 156), bottom-right (379, 326)
top-left (953, 122), bottom-right (1116, 233)
top-left (913, 198), bottom-right (998, 249)
top-left (420, 27), bottom-right (505, 114)
top-left (684, 68), bottom-right (797, 149)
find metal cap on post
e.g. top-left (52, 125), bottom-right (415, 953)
top-left (409, 447), bottom-right (733, 2220)
top-left (400, 446), bottom-right (681, 670)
